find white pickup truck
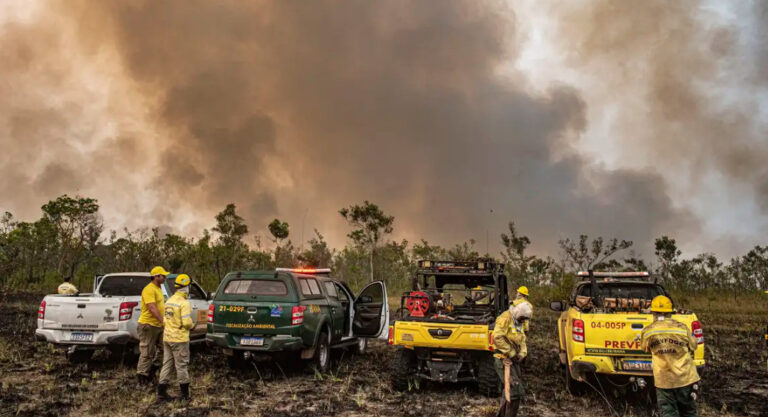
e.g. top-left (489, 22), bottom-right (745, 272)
top-left (35, 272), bottom-right (211, 363)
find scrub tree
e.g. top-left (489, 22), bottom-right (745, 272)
top-left (339, 201), bottom-right (394, 282)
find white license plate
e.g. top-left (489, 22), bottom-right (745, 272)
top-left (70, 332), bottom-right (93, 342)
top-left (240, 336), bottom-right (264, 346)
top-left (623, 360), bottom-right (652, 371)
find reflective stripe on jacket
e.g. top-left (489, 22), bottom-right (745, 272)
top-left (58, 282), bottom-right (78, 295)
top-left (492, 310), bottom-right (527, 359)
top-left (641, 318), bottom-right (700, 389)
top-left (163, 292), bottom-right (195, 343)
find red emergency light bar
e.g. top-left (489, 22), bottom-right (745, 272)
top-left (276, 267), bottom-right (331, 274)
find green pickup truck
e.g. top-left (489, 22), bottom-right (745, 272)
top-left (206, 268), bottom-right (389, 371)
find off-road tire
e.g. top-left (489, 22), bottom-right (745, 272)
top-left (311, 331), bottom-right (330, 372)
top-left (477, 355), bottom-right (502, 397)
top-left (67, 349), bottom-right (94, 364)
top-left (352, 338), bottom-right (367, 355)
top-left (228, 350), bottom-right (247, 370)
top-left (564, 363), bottom-right (588, 396)
top-left (391, 348), bottom-right (417, 392)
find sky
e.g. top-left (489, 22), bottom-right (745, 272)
top-left (1, 0), bottom-right (767, 260)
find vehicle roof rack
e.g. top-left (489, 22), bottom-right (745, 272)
top-left (577, 271), bottom-right (651, 281)
top-left (417, 260), bottom-right (504, 274)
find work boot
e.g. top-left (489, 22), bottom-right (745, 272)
top-left (156, 383), bottom-right (172, 402)
top-left (507, 399), bottom-right (520, 417)
top-left (179, 383), bottom-right (190, 401)
top-left (147, 365), bottom-right (159, 382)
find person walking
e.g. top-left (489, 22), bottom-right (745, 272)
top-left (136, 266), bottom-right (169, 384)
top-left (492, 301), bottom-right (532, 417)
top-left (57, 276), bottom-right (78, 295)
top-left (157, 274), bottom-right (196, 402)
top-left (511, 286), bottom-right (532, 333)
top-left (642, 295), bottom-right (700, 417)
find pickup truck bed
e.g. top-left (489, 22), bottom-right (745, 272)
top-left (36, 273), bottom-right (209, 362)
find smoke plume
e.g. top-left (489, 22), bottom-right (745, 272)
top-left (5, 0), bottom-right (764, 257)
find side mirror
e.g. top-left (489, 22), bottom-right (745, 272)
top-left (208, 292), bottom-right (216, 301)
top-left (359, 295), bottom-right (373, 303)
top-left (550, 301), bottom-right (565, 312)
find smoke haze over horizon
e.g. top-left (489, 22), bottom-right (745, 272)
top-left (1, 0), bottom-right (767, 260)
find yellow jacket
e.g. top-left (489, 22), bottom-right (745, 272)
top-left (512, 298), bottom-right (533, 332)
top-left (641, 318), bottom-right (700, 389)
top-left (163, 292), bottom-right (195, 343)
top-left (492, 310), bottom-right (527, 360)
top-left (58, 282), bottom-right (78, 295)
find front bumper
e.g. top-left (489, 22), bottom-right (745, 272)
top-left (35, 329), bottom-right (135, 346)
top-left (206, 332), bottom-right (304, 352)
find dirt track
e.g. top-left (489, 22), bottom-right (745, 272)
top-left (1, 291), bottom-right (766, 417)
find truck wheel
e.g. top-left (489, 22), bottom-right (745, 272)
top-left (477, 355), bottom-right (501, 397)
top-left (311, 331), bottom-right (330, 372)
top-left (228, 350), bottom-right (247, 370)
top-left (391, 348), bottom-right (417, 392)
top-left (564, 364), bottom-right (588, 396)
top-left (352, 338), bottom-right (367, 355)
top-left (67, 349), bottom-right (94, 364)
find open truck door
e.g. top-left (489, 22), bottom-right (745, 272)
top-left (353, 281), bottom-right (389, 339)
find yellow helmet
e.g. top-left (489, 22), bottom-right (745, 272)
top-left (150, 266), bottom-right (170, 277)
top-left (517, 286), bottom-right (529, 297)
top-left (174, 274), bottom-right (191, 288)
top-left (473, 285), bottom-right (483, 290)
top-left (650, 295), bottom-right (673, 313)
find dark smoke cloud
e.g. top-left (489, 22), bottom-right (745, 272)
top-left (1, 0), bottom-right (703, 257)
top-left (540, 0), bottom-right (768, 255)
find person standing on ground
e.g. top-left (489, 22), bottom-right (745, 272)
top-left (511, 286), bottom-right (532, 333)
top-left (157, 274), bottom-right (196, 402)
top-left (136, 266), bottom-right (169, 384)
top-left (492, 301), bottom-right (531, 417)
top-left (57, 276), bottom-right (78, 295)
top-left (642, 295), bottom-right (700, 417)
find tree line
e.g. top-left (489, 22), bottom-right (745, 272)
top-left (1, 195), bottom-right (767, 294)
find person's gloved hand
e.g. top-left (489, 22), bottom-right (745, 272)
top-left (502, 358), bottom-right (513, 366)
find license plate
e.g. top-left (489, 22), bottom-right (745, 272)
top-left (240, 336), bottom-right (264, 346)
top-left (623, 360), bottom-right (652, 371)
top-left (70, 332), bottom-right (93, 342)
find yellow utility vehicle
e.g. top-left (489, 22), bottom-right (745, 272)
top-left (389, 260), bottom-right (510, 396)
top-left (551, 271), bottom-right (705, 394)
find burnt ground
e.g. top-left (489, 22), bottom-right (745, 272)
top-left (1, 291), bottom-right (766, 417)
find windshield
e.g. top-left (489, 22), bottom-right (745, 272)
top-left (576, 283), bottom-right (666, 299)
top-left (223, 279), bottom-right (288, 296)
top-left (98, 275), bottom-right (150, 296)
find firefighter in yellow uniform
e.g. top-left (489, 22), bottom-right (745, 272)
top-left (57, 276), bottom-right (78, 295)
top-left (137, 266), bottom-right (168, 384)
top-left (511, 286), bottom-right (532, 333)
top-left (157, 274), bottom-right (196, 401)
top-left (492, 302), bottom-right (531, 417)
top-left (641, 295), bottom-right (700, 417)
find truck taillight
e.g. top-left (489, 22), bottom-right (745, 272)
top-left (119, 302), bottom-right (138, 321)
top-left (207, 303), bottom-right (215, 323)
top-left (489, 332), bottom-right (495, 351)
top-left (388, 325), bottom-right (394, 345)
top-left (38, 300), bottom-right (46, 319)
top-left (572, 319), bottom-right (585, 342)
top-left (691, 320), bottom-right (704, 345)
top-left (292, 306), bottom-right (307, 325)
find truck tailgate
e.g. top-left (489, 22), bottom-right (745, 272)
top-left (393, 321), bottom-right (490, 350)
top-left (42, 296), bottom-right (127, 331)
top-left (583, 313), bottom-right (699, 357)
